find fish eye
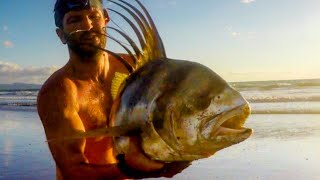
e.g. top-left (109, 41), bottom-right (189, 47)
top-left (185, 95), bottom-right (211, 111)
top-left (195, 98), bottom-right (211, 110)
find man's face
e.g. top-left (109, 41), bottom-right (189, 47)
top-left (60, 8), bottom-right (107, 58)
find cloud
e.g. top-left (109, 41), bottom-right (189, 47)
top-left (231, 32), bottom-right (241, 37)
top-left (241, 0), bottom-right (255, 4)
top-left (224, 26), bottom-right (257, 38)
top-left (0, 61), bottom-right (59, 84)
top-left (3, 40), bottom-right (14, 48)
top-left (3, 25), bottom-right (8, 31)
top-left (225, 26), bottom-right (241, 38)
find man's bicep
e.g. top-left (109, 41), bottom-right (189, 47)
top-left (37, 89), bottom-right (88, 168)
top-left (38, 87), bottom-right (84, 139)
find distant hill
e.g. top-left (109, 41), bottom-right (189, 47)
top-left (0, 83), bottom-right (42, 91)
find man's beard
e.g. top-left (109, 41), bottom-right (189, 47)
top-left (64, 30), bottom-right (106, 59)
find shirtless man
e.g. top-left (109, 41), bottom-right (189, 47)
top-left (37, 0), bottom-right (185, 179)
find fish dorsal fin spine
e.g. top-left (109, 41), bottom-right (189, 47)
top-left (111, 72), bottom-right (129, 100)
top-left (107, 0), bottom-right (166, 70)
top-left (46, 125), bottom-right (140, 142)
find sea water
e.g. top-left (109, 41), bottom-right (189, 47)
top-left (1, 79), bottom-right (319, 114)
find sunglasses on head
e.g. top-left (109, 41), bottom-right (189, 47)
top-left (67, 0), bottom-right (89, 9)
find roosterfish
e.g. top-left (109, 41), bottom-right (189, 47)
top-left (52, 0), bottom-right (253, 168)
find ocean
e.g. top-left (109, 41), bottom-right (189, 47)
top-left (1, 79), bottom-right (320, 114)
top-left (231, 79), bottom-right (320, 114)
top-left (0, 89), bottom-right (38, 112)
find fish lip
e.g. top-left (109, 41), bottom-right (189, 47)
top-left (201, 103), bottom-right (251, 140)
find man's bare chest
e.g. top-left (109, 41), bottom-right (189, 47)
top-left (76, 83), bottom-right (112, 130)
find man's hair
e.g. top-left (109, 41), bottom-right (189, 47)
top-left (54, 0), bottom-right (103, 28)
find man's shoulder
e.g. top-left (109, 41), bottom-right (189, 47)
top-left (38, 68), bottom-right (76, 101)
top-left (117, 53), bottom-right (134, 64)
top-left (108, 53), bottom-right (135, 73)
top-left (37, 67), bottom-right (80, 125)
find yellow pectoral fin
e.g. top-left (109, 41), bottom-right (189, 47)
top-left (111, 72), bottom-right (128, 100)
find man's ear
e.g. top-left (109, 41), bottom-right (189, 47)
top-left (103, 9), bottom-right (110, 24)
top-left (56, 28), bottom-right (67, 44)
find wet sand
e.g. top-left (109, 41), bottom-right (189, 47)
top-left (0, 110), bottom-right (319, 180)
top-left (0, 110), bottom-right (55, 179)
top-left (171, 114), bottom-right (320, 180)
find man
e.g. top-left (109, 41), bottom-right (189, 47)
top-left (38, 0), bottom-right (188, 179)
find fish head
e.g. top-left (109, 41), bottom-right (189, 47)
top-left (154, 62), bottom-right (253, 160)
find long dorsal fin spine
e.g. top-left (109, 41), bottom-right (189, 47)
top-left (107, 26), bottom-right (142, 64)
top-left (106, 34), bottom-right (137, 66)
top-left (107, 8), bottom-right (146, 51)
top-left (107, 0), bottom-right (165, 68)
top-left (116, 0), bottom-right (156, 60)
top-left (93, 47), bottom-right (134, 73)
top-left (132, 0), bottom-right (167, 57)
top-left (47, 125), bottom-right (139, 142)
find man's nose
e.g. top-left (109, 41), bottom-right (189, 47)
top-left (81, 17), bottom-right (93, 31)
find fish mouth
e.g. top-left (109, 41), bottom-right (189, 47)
top-left (201, 104), bottom-right (252, 142)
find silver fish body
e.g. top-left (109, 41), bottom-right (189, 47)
top-left (110, 58), bottom-right (252, 162)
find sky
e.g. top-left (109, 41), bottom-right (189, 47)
top-left (0, 0), bottom-right (320, 84)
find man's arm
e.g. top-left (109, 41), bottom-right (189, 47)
top-left (37, 78), bottom-right (127, 180)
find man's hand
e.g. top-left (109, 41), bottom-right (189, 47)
top-left (117, 154), bottom-right (191, 179)
top-left (116, 137), bottom-right (191, 179)
top-left (123, 137), bottom-right (165, 172)
top-left (160, 161), bottom-right (192, 178)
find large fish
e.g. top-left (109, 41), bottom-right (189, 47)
top-left (54, 0), bottom-right (253, 163)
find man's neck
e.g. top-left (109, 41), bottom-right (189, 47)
top-left (68, 52), bottom-right (109, 83)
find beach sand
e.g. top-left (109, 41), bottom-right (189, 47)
top-left (0, 110), bottom-right (319, 180)
top-left (0, 110), bottom-right (55, 179)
